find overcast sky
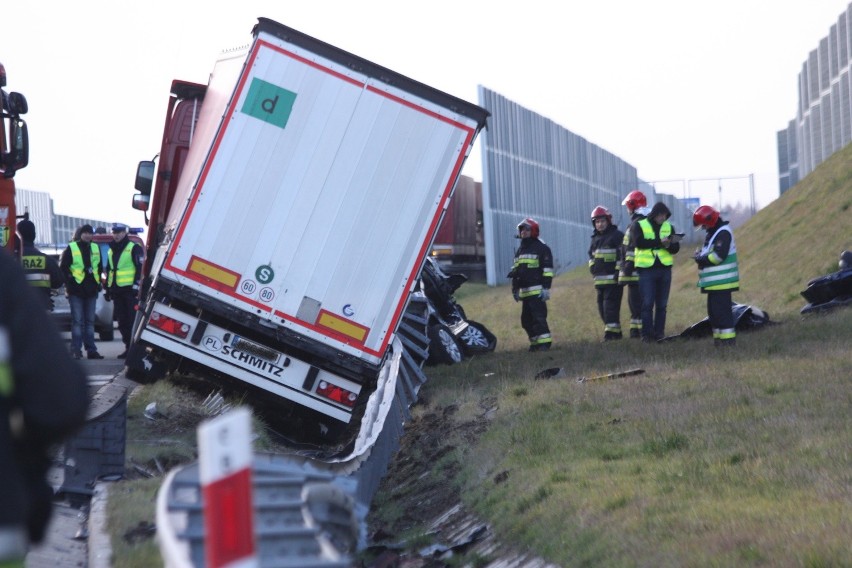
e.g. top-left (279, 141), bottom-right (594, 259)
top-left (3, 0), bottom-right (849, 226)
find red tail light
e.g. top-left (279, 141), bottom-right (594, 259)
top-left (316, 380), bottom-right (357, 408)
top-left (149, 311), bottom-right (191, 339)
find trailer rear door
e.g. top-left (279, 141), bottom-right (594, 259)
top-left (159, 20), bottom-right (487, 366)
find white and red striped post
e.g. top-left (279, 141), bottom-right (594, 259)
top-left (197, 407), bottom-right (258, 568)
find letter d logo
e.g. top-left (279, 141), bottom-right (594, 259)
top-left (242, 78), bottom-right (297, 129)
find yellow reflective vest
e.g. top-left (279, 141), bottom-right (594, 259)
top-left (108, 242), bottom-right (139, 287)
top-left (634, 218), bottom-right (674, 268)
top-left (68, 241), bottom-right (101, 284)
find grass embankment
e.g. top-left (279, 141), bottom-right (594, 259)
top-left (107, 145), bottom-right (851, 567)
top-left (407, 144), bottom-right (852, 566)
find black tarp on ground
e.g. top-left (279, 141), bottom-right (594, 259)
top-left (665, 303), bottom-right (772, 341)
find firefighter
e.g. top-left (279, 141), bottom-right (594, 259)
top-left (107, 223), bottom-right (143, 358)
top-left (630, 202), bottom-right (681, 342)
top-left (618, 190), bottom-right (648, 338)
top-left (15, 219), bottom-right (63, 310)
top-left (693, 205), bottom-right (739, 347)
top-left (588, 206), bottom-right (624, 340)
top-left (508, 218), bottom-right (554, 351)
top-left (0, 248), bottom-right (89, 565)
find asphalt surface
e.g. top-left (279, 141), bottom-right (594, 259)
top-left (25, 332), bottom-right (127, 568)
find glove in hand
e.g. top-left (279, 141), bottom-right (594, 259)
top-left (512, 290), bottom-right (520, 302)
top-left (540, 289), bottom-right (550, 301)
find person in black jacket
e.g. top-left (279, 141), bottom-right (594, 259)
top-left (588, 206), bottom-right (624, 341)
top-left (60, 224), bottom-right (105, 360)
top-left (16, 219), bottom-right (63, 311)
top-left (0, 248), bottom-right (89, 565)
top-left (508, 218), bottom-right (554, 351)
top-left (630, 202), bottom-right (681, 342)
top-left (107, 224), bottom-right (144, 358)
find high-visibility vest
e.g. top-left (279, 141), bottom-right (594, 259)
top-left (68, 241), bottom-right (101, 284)
top-left (697, 226), bottom-right (739, 290)
top-left (108, 242), bottom-right (138, 287)
top-left (634, 219), bottom-right (674, 268)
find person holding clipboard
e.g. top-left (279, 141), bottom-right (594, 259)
top-left (630, 201), bottom-right (681, 342)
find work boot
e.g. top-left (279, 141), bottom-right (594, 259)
top-left (603, 332), bottom-right (623, 341)
top-left (629, 329), bottom-right (641, 339)
top-left (87, 351), bottom-right (104, 360)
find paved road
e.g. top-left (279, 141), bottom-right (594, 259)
top-left (26, 331), bottom-right (128, 568)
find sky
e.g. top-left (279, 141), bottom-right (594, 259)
top-left (3, 0), bottom-right (850, 226)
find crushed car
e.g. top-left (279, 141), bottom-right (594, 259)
top-left (420, 257), bottom-right (497, 365)
top-left (800, 250), bottom-right (852, 314)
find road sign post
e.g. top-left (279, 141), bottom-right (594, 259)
top-left (198, 407), bottom-right (257, 568)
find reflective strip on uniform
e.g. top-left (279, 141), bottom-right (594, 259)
top-left (530, 333), bottom-right (552, 345)
top-left (593, 247), bottom-right (618, 262)
top-left (519, 284), bottom-right (543, 298)
top-left (629, 318), bottom-right (642, 330)
top-left (513, 254), bottom-right (540, 269)
top-left (24, 273), bottom-right (51, 287)
top-left (717, 327), bottom-right (736, 340)
top-left (604, 322), bottom-right (622, 333)
top-left (0, 327), bottom-right (12, 397)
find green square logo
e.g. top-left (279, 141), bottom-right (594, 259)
top-left (241, 78), bottom-right (297, 129)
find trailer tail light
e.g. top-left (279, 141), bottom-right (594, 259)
top-left (150, 311), bottom-right (191, 339)
top-left (316, 380), bottom-right (357, 408)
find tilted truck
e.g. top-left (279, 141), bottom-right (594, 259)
top-left (128, 18), bottom-right (488, 457)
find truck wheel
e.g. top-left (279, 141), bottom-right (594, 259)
top-left (426, 323), bottom-right (463, 365)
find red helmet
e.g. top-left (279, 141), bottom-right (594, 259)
top-left (693, 205), bottom-right (720, 229)
top-left (590, 206), bottom-right (612, 226)
top-left (622, 190), bottom-right (647, 211)
top-left (517, 217), bottom-right (540, 238)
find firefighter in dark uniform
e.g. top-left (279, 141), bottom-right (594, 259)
top-left (0, 248), bottom-right (88, 565)
top-left (509, 218), bottom-right (554, 351)
top-left (588, 206), bottom-right (624, 340)
top-left (693, 205), bottom-right (739, 347)
top-left (15, 219), bottom-right (63, 311)
top-left (107, 223), bottom-right (143, 358)
top-left (618, 190), bottom-right (648, 338)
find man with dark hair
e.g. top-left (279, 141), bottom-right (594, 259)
top-left (0, 248), bottom-right (89, 565)
top-left (16, 219), bottom-right (63, 311)
top-left (630, 202), bottom-right (681, 342)
top-left (60, 224), bottom-right (105, 360)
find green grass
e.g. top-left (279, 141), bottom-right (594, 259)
top-left (108, 143), bottom-right (852, 566)
top-left (408, 143), bottom-right (852, 566)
